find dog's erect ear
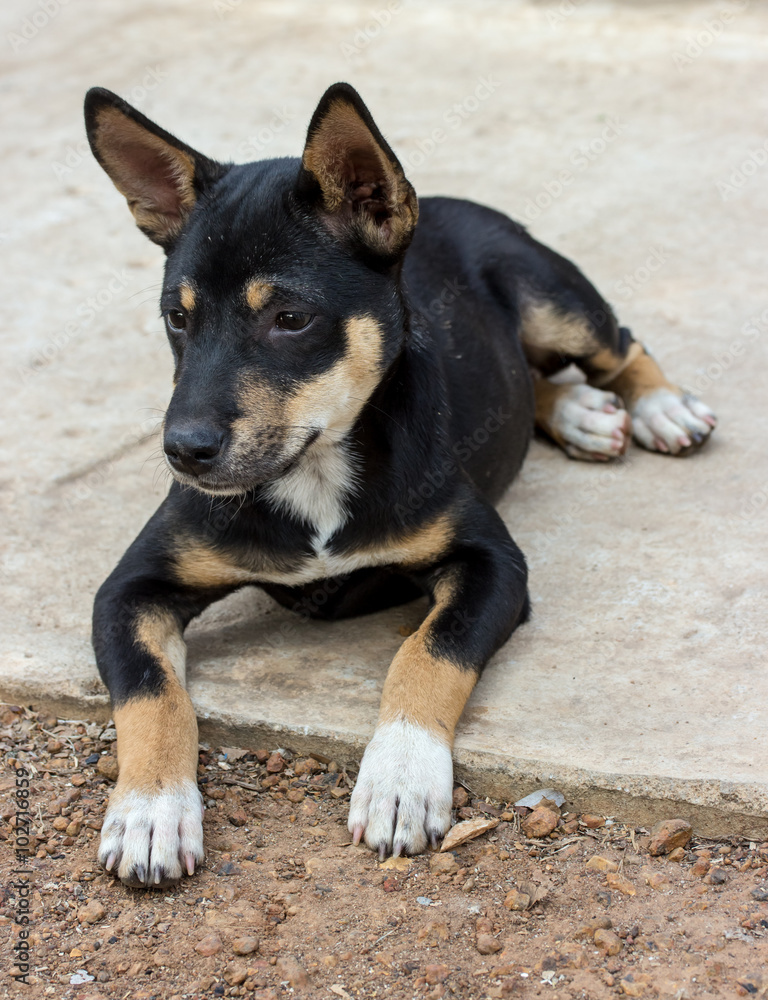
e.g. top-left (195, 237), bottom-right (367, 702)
top-left (298, 83), bottom-right (418, 262)
top-left (84, 87), bottom-right (227, 248)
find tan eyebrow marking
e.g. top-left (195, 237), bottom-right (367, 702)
top-left (179, 280), bottom-right (196, 312)
top-left (245, 280), bottom-right (274, 312)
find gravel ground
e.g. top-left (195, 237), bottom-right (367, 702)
top-left (2, 702), bottom-right (767, 1000)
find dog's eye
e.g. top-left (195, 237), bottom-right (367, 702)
top-left (275, 311), bottom-right (314, 333)
top-left (166, 310), bottom-right (187, 333)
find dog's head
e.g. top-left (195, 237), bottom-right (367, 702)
top-left (84, 83), bottom-right (418, 495)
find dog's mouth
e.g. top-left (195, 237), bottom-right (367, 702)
top-left (166, 428), bottom-right (323, 497)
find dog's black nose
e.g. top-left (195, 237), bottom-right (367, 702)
top-left (164, 424), bottom-right (227, 477)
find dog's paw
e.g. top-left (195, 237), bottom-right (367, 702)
top-left (631, 388), bottom-right (716, 455)
top-left (553, 384), bottom-right (632, 461)
top-left (348, 719), bottom-right (453, 859)
top-left (98, 780), bottom-right (204, 888)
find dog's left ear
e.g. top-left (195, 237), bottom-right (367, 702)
top-left (298, 83), bottom-right (418, 262)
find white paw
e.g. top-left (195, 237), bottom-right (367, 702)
top-left (348, 719), bottom-right (453, 858)
top-left (99, 780), bottom-right (204, 888)
top-left (553, 384), bottom-right (631, 461)
top-left (631, 389), bottom-right (717, 455)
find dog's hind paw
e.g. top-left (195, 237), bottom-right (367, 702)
top-left (347, 719), bottom-right (453, 858)
top-left (631, 388), bottom-right (716, 456)
top-left (98, 780), bottom-right (204, 888)
top-left (551, 384), bottom-right (632, 462)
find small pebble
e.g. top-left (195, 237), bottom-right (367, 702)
top-left (580, 814), bottom-right (605, 829)
top-left (521, 806), bottom-right (559, 838)
top-left (77, 900), bottom-right (106, 925)
top-left (647, 819), bottom-right (693, 856)
top-left (232, 936), bottom-right (259, 955)
top-left (194, 934), bottom-right (223, 957)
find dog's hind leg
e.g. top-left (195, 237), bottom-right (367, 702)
top-left (533, 375), bottom-right (632, 462)
top-left (584, 335), bottom-right (717, 456)
top-left (522, 290), bottom-right (716, 459)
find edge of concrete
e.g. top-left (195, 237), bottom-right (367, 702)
top-left (3, 680), bottom-right (766, 841)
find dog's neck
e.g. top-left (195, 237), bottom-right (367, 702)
top-left (261, 434), bottom-right (359, 549)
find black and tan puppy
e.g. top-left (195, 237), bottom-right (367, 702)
top-left (84, 83), bottom-right (716, 888)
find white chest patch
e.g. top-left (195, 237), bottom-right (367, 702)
top-left (263, 440), bottom-right (358, 551)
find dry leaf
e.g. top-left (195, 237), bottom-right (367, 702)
top-left (220, 746), bottom-right (249, 762)
top-left (514, 788), bottom-right (565, 809)
top-left (330, 987), bottom-right (352, 999)
top-left (440, 816), bottom-right (499, 851)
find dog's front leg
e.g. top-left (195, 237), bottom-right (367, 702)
top-left (348, 500), bottom-right (529, 858)
top-left (92, 527), bottom-right (235, 888)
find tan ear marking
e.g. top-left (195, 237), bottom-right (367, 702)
top-left (302, 93), bottom-right (417, 255)
top-left (303, 98), bottom-right (395, 213)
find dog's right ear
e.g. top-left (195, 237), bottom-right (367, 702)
top-left (297, 83), bottom-right (418, 264)
top-left (84, 88), bottom-right (228, 249)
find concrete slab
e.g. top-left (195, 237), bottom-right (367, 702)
top-left (2, 0), bottom-right (767, 837)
